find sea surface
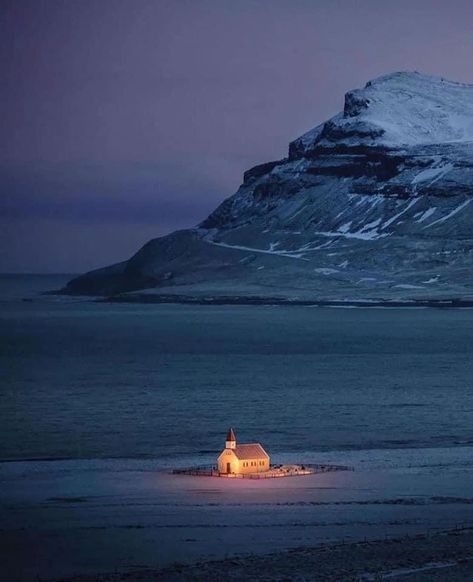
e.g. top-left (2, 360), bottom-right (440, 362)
top-left (1, 274), bottom-right (473, 463)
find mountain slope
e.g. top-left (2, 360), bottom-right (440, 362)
top-left (64, 72), bottom-right (473, 302)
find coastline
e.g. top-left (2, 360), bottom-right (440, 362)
top-left (40, 275), bottom-right (473, 307)
top-left (102, 293), bottom-right (473, 308)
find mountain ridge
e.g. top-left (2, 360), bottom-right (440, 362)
top-left (64, 71), bottom-right (473, 302)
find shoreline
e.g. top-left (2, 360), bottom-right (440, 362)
top-left (56, 526), bottom-right (473, 581)
top-left (104, 295), bottom-right (473, 308)
top-left (1, 443), bottom-right (472, 465)
top-left (45, 289), bottom-right (473, 308)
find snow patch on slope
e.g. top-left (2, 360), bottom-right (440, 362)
top-left (424, 199), bottom-right (472, 228)
top-left (415, 208), bottom-right (437, 223)
top-left (412, 163), bottom-right (453, 186)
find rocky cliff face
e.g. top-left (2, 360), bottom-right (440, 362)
top-left (65, 72), bottom-right (473, 302)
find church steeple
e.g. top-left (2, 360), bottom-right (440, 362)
top-left (226, 427), bottom-right (236, 449)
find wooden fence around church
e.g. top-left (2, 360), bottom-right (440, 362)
top-left (172, 463), bottom-right (354, 479)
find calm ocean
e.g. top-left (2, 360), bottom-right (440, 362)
top-left (1, 274), bottom-right (472, 462)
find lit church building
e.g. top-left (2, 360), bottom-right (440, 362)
top-left (217, 428), bottom-right (270, 475)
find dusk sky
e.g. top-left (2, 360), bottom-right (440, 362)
top-left (1, 0), bottom-right (473, 273)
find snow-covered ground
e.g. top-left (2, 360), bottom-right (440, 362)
top-left (2, 447), bottom-right (473, 580)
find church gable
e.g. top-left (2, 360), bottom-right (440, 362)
top-left (218, 448), bottom-right (237, 462)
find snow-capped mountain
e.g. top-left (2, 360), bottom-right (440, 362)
top-left (65, 72), bottom-right (473, 302)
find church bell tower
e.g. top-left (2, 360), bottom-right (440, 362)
top-left (226, 427), bottom-right (236, 449)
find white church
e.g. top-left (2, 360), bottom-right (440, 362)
top-left (217, 428), bottom-right (270, 475)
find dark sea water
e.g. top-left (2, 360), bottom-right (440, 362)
top-left (1, 274), bottom-right (473, 462)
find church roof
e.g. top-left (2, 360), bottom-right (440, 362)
top-left (226, 427), bottom-right (236, 442)
top-left (233, 443), bottom-right (269, 460)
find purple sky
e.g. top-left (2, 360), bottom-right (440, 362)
top-left (1, 0), bottom-right (473, 273)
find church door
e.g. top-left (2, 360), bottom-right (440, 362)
top-left (226, 462), bottom-right (231, 474)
